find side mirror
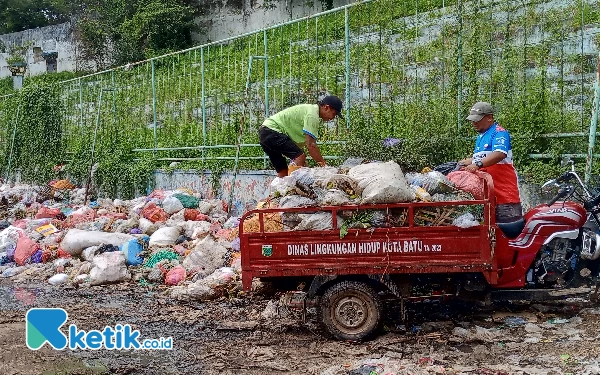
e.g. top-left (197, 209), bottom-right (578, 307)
top-left (541, 179), bottom-right (559, 193)
top-left (560, 156), bottom-right (574, 168)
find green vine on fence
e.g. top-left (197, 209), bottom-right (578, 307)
top-left (1, 0), bottom-right (599, 192)
top-left (3, 83), bottom-right (64, 184)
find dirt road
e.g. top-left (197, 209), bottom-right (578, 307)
top-left (1, 280), bottom-right (600, 375)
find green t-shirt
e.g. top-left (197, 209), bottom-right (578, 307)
top-left (262, 104), bottom-right (322, 146)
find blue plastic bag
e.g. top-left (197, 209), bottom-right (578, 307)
top-left (120, 235), bottom-right (149, 266)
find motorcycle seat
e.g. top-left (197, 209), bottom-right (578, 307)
top-left (497, 218), bottom-right (525, 239)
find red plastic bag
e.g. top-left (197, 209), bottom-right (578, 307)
top-left (35, 207), bottom-right (61, 219)
top-left (165, 266), bottom-right (186, 286)
top-left (14, 236), bottom-right (40, 266)
top-left (57, 248), bottom-right (72, 258)
top-left (141, 203), bottom-right (167, 223)
top-left (184, 209), bottom-right (209, 221)
top-left (447, 171), bottom-right (485, 200)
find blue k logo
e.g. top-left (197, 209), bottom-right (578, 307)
top-left (26, 308), bottom-right (68, 350)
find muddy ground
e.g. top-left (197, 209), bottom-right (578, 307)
top-left (1, 278), bottom-right (600, 375)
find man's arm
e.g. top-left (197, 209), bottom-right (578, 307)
top-left (304, 134), bottom-right (327, 166)
top-left (459, 157), bottom-right (473, 166)
top-left (463, 151), bottom-right (506, 172)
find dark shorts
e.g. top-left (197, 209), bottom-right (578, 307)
top-left (496, 203), bottom-right (523, 223)
top-left (258, 127), bottom-right (304, 172)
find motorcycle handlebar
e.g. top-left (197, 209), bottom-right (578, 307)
top-left (547, 186), bottom-right (572, 206)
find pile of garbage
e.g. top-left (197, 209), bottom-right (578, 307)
top-left (0, 182), bottom-right (241, 301)
top-left (255, 160), bottom-right (484, 232)
top-left (0, 160), bottom-right (486, 299)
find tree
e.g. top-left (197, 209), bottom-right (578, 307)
top-left (118, 0), bottom-right (194, 62)
top-left (75, 0), bottom-right (195, 67)
top-left (0, 0), bottom-right (69, 33)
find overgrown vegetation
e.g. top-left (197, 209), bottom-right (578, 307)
top-left (73, 0), bottom-right (196, 68)
top-left (0, 83), bottom-right (64, 183)
top-left (0, 0), bottom-right (599, 196)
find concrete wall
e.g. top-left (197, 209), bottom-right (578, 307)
top-left (0, 1), bottom-right (353, 79)
top-left (0, 22), bottom-right (78, 79)
top-left (192, 0), bottom-right (354, 43)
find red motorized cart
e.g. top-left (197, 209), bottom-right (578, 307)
top-left (240, 171), bottom-right (597, 340)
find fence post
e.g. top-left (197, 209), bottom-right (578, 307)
top-left (345, 7), bottom-right (350, 129)
top-left (201, 46), bottom-right (207, 161)
top-left (585, 53), bottom-right (600, 183)
top-left (264, 30), bottom-right (269, 117)
top-left (151, 60), bottom-right (158, 157)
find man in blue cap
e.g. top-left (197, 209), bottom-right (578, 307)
top-left (258, 95), bottom-right (344, 177)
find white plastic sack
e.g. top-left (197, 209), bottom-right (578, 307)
top-left (0, 226), bottom-right (23, 253)
top-left (452, 213), bottom-right (480, 228)
top-left (172, 267), bottom-right (236, 301)
top-left (289, 167), bottom-right (315, 186)
top-left (279, 195), bottom-right (317, 208)
top-left (200, 267), bottom-right (236, 288)
top-left (89, 252), bottom-right (131, 286)
top-left (182, 221), bottom-right (211, 239)
top-left (171, 282), bottom-right (213, 301)
top-left (70, 205), bottom-right (95, 217)
top-left (166, 210), bottom-right (186, 226)
top-left (312, 166), bottom-right (339, 187)
top-left (48, 273), bottom-right (69, 285)
top-left (138, 218), bottom-right (158, 235)
top-left (294, 212), bottom-right (343, 231)
top-left (149, 227), bottom-right (180, 247)
top-left (60, 229), bottom-right (135, 256)
top-left (183, 237), bottom-right (228, 278)
top-left (162, 196), bottom-right (185, 214)
top-left (270, 176), bottom-right (296, 196)
top-left (197, 201), bottom-right (213, 214)
top-left (191, 221), bottom-right (213, 239)
top-left (348, 161), bottom-right (415, 204)
top-left (322, 189), bottom-right (354, 206)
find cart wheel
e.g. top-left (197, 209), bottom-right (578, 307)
top-left (319, 280), bottom-right (382, 341)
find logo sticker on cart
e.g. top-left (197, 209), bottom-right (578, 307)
top-left (262, 245), bottom-right (273, 257)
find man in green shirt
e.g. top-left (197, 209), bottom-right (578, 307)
top-left (258, 95), bottom-right (343, 177)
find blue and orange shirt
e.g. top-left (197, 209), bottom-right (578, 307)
top-left (473, 123), bottom-right (521, 204)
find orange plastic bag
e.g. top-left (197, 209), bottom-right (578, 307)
top-left (141, 203), bottom-right (167, 223)
top-left (35, 207), bottom-right (61, 219)
top-left (184, 209), bottom-right (209, 221)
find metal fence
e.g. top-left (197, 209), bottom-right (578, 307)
top-left (0, 0), bottom-right (599, 178)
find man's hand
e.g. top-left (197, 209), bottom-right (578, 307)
top-left (463, 163), bottom-right (479, 173)
top-left (317, 161), bottom-right (327, 167)
top-left (458, 158), bottom-right (472, 166)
